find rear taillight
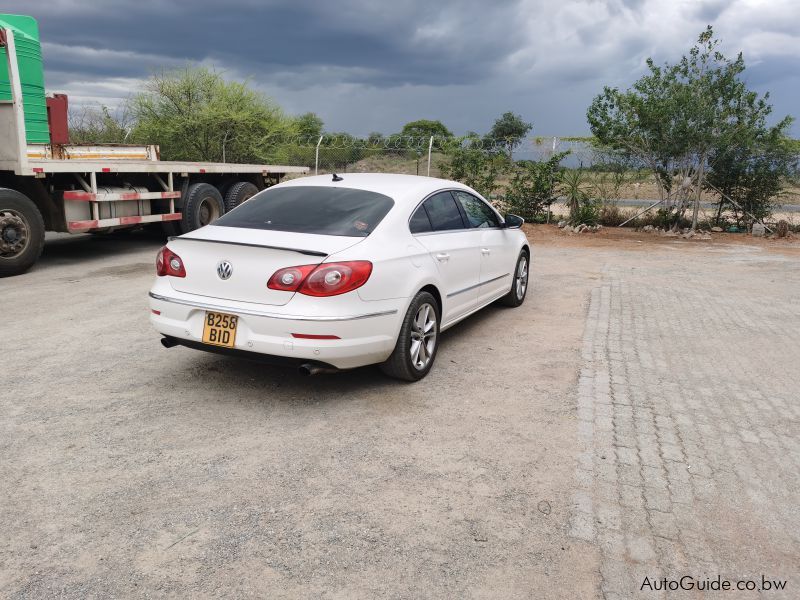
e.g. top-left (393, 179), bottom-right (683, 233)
top-left (266, 264), bottom-right (318, 292)
top-left (267, 261), bottom-right (372, 297)
top-left (156, 246), bottom-right (186, 278)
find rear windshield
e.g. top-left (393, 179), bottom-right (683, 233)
top-left (213, 186), bottom-right (394, 237)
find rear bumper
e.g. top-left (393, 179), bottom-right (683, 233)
top-left (148, 289), bottom-right (404, 370)
top-left (160, 336), bottom-right (339, 370)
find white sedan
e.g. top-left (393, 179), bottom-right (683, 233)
top-left (149, 173), bottom-right (530, 380)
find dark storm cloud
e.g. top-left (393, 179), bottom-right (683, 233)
top-left (2, 0), bottom-right (798, 135)
top-left (7, 0), bottom-right (524, 87)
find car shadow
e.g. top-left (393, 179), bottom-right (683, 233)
top-left (168, 301), bottom-right (511, 402)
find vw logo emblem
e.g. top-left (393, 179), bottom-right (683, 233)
top-left (217, 260), bottom-right (233, 280)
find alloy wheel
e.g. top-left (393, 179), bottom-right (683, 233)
top-left (516, 255), bottom-right (528, 299)
top-left (409, 302), bottom-right (437, 370)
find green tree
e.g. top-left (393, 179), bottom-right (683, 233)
top-left (295, 112), bottom-right (324, 140)
top-left (706, 121), bottom-right (796, 225)
top-left (487, 112), bottom-right (533, 159)
top-left (440, 134), bottom-right (508, 197)
top-left (69, 105), bottom-right (131, 144)
top-left (367, 132), bottom-right (386, 146)
top-left (503, 152), bottom-right (569, 221)
top-left (399, 119), bottom-right (453, 140)
top-left (394, 120), bottom-right (453, 174)
top-left (129, 66), bottom-right (292, 163)
top-left (588, 26), bottom-right (793, 230)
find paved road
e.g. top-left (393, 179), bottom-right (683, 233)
top-left (570, 243), bottom-right (800, 598)
top-left (2, 229), bottom-right (798, 598)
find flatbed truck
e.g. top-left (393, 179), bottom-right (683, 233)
top-left (0, 15), bottom-right (308, 277)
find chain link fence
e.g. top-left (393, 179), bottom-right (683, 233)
top-left (268, 135), bottom-right (605, 178)
top-left (266, 134), bottom-right (799, 227)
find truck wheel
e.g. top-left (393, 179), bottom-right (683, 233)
top-left (0, 188), bottom-right (45, 277)
top-left (181, 183), bottom-right (225, 233)
top-left (224, 181), bottom-right (259, 212)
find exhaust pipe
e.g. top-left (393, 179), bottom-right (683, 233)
top-left (160, 337), bottom-right (179, 349)
top-left (298, 362), bottom-right (339, 376)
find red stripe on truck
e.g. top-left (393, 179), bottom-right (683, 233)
top-left (63, 190), bottom-right (181, 202)
top-left (67, 213), bottom-right (181, 232)
top-left (63, 191), bottom-right (96, 201)
top-left (67, 219), bottom-right (100, 230)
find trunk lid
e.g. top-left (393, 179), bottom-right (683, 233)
top-left (167, 225), bottom-right (364, 305)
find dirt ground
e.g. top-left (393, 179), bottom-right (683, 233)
top-left (526, 222), bottom-right (800, 252)
top-left (1, 226), bottom-right (797, 598)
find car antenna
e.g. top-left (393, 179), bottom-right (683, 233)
top-left (332, 173), bottom-right (344, 182)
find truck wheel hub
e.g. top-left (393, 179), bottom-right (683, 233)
top-left (0, 213), bottom-right (28, 256)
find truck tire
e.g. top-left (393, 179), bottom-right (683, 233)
top-left (224, 181), bottom-right (259, 212)
top-left (181, 183), bottom-right (225, 233)
top-left (0, 188), bottom-right (46, 278)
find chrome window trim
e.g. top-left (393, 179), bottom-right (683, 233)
top-left (446, 273), bottom-right (510, 298)
top-left (149, 292), bottom-right (398, 321)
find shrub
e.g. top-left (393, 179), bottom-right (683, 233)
top-left (503, 152), bottom-right (568, 221)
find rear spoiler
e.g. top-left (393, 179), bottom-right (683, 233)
top-left (168, 236), bottom-right (327, 257)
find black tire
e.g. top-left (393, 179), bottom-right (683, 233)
top-left (380, 291), bottom-right (440, 381)
top-left (181, 183), bottom-right (225, 233)
top-left (216, 178), bottom-right (237, 201)
top-left (0, 188), bottom-right (45, 278)
top-left (224, 181), bottom-right (259, 213)
top-left (499, 249), bottom-right (530, 307)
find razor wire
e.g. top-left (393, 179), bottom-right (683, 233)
top-left (262, 134), bottom-right (608, 176)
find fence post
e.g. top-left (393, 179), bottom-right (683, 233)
top-left (315, 135), bottom-right (323, 175)
top-left (427, 136), bottom-right (434, 177)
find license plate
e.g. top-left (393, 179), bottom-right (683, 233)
top-left (202, 311), bottom-right (238, 348)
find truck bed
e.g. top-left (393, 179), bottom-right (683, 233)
top-left (10, 158), bottom-right (309, 176)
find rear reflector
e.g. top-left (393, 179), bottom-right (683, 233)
top-left (291, 333), bottom-right (341, 340)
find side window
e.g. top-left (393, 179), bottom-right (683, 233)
top-left (423, 192), bottom-right (466, 231)
top-left (454, 191), bottom-right (501, 228)
top-left (409, 205), bottom-right (433, 233)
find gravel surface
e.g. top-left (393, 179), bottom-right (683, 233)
top-left (2, 226), bottom-right (798, 598)
top-left (1, 229), bottom-right (596, 598)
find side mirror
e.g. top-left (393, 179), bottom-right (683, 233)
top-left (503, 214), bottom-right (524, 229)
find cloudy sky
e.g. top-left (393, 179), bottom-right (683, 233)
top-left (6, 0), bottom-right (800, 136)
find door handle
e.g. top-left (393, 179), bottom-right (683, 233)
top-left (435, 252), bottom-right (450, 262)
top-left (481, 248), bottom-right (491, 255)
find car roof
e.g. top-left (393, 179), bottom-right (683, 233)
top-left (276, 173), bottom-right (476, 204)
